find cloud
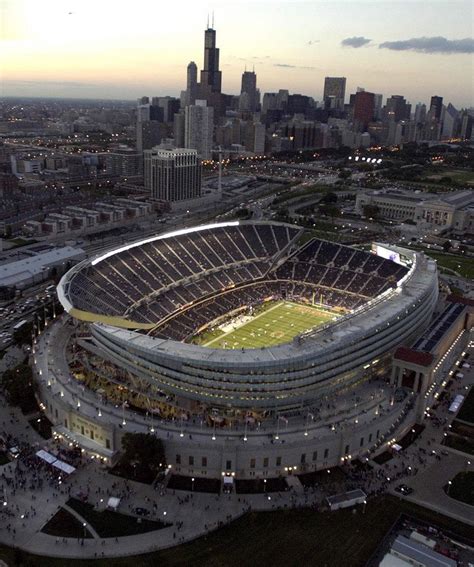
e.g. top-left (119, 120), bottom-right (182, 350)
top-left (341, 36), bottom-right (371, 48)
top-left (379, 36), bottom-right (474, 54)
top-left (274, 63), bottom-right (316, 70)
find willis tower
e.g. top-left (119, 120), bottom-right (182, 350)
top-left (200, 24), bottom-right (222, 95)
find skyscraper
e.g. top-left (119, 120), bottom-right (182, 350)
top-left (136, 101), bottom-right (162, 156)
top-left (323, 77), bottom-right (346, 111)
top-left (430, 96), bottom-right (443, 121)
top-left (144, 148), bottom-right (202, 202)
top-left (385, 95), bottom-right (411, 122)
top-left (185, 100), bottom-right (214, 159)
top-left (353, 91), bottom-right (375, 130)
top-left (240, 70), bottom-right (258, 112)
top-left (182, 61), bottom-right (198, 106)
top-left (200, 25), bottom-right (222, 95)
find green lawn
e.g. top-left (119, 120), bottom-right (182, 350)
top-left (66, 499), bottom-right (170, 538)
top-left (423, 251), bottom-right (474, 280)
top-left (446, 472), bottom-right (474, 506)
top-left (201, 301), bottom-right (338, 349)
top-left (457, 388), bottom-right (474, 424)
top-left (42, 508), bottom-right (94, 539)
top-left (426, 169), bottom-right (474, 185)
top-left (1, 496), bottom-right (473, 567)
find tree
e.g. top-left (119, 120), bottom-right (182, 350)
top-left (319, 204), bottom-right (340, 220)
top-left (1, 363), bottom-right (36, 407)
top-left (362, 204), bottom-right (380, 219)
top-left (442, 240), bottom-right (452, 252)
top-left (13, 321), bottom-right (34, 346)
top-left (338, 169), bottom-right (352, 179)
top-left (321, 192), bottom-right (338, 204)
top-left (121, 433), bottom-right (166, 478)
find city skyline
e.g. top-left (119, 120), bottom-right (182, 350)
top-left (1, 0), bottom-right (473, 107)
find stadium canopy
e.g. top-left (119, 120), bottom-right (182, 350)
top-left (35, 449), bottom-right (56, 464)
top-left (449, 395), bottom-right (464, 413)
top-left (107, 497), bottom-right (121, 510)
top-left (52, 460), bottom-right (76, 475)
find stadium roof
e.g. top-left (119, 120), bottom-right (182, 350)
top-left (391, 536), bottom-right (456, 567)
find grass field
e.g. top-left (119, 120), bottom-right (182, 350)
top-left (1, 496), bottom-right (473, 567)
top-left (200, 301), bottom-right (337, 349)
top-left (423, 251), bottom-right (474, 280)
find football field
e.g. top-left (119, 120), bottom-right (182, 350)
top-left (202, 301), bottom-right (338, 349)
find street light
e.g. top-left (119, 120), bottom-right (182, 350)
top-left (82, 522), bottom-right (87, 539)
top-left (191, 477), bottom-right (195, 492)
top-left (447, 480), bottom-right (452, 495)
top-left (263, 479), bottom-right (267, 493)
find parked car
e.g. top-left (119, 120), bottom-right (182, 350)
top-left (133, 507), bottom-right (150, 517)
top-left (395, 484), bottom-right (413, 495)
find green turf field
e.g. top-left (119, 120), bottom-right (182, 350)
top-left (201, 301), bottom-right (338, 349)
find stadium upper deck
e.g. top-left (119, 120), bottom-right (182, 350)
top-left (57, 222), bottom-right (439, 410)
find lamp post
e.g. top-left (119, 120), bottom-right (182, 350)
top-left (82, 522), bottom-right (87, 540)
top-left (447, 480), bottom-right (452, 495)
top-left (263, 479), bottom-right (267, 493)
top-left (191, 477), bottom-right (195, 492)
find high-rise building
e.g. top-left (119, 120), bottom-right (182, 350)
top-left (244, 121), bottom-right (265, 154)
top-left (144, 148), bottom-right (202, 202)
top-left (136, 101), bottom-right (162, 154)
top-left (182, 61), bottom-right (199, 106)
top-left (173, 111), bottom-right (186, 147)
top-left (323, 77), bottom-right (346, 111)
top-left (441, 103), bottom-right (459, 139)
top-left (200, 25), bottom-right (222, 95)
top-left (414, 103), bottom-right (427, 124)
top-left (184, 100), bottom-right (214, 159)
top-left (385, 95), bottom-right (411, 122)
top-left (430, 96), bottom-right (443, 121)
top-left (104, 147), bottom-right (141, 177)
top-left (240, 70), bottom-right (258, 112)
top-left (374, 94), bottom-right (383, 120)
top-left (353, 91), bottom-right (375, 130)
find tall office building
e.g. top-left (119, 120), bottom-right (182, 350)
top-left (144, 148), bottom-right (202, 202)
top-left (414, 103), bottom-right (427, 124)
top-left (353, 91), bottom-right (375, 130)
top-left (136, 101), bottom-right (163, 165)
top-left (385, 95), bottom-right (411, 122)
top-left (430, 96), bottom-right (443, 121)
top-left (185, 100), bottom-right (214, 160)
top-left (187, 62), bottom-right (198, 105)
top-left (240, 70), bottom-right (258, 112)
top-left (323, 77), bottom-right (346, 111)
top-left (374, 94), bottom-right (383, 120)
top-left (200, 25), bottom-right (222, 95)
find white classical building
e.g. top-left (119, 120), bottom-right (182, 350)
top-left (355, 189), bottom-right (474, 235)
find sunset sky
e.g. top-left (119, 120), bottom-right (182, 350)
top-left (1, 0), bottom-right (473, 107)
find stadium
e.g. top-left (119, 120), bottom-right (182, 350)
top-left (36, 221), bottom-right (445, 480)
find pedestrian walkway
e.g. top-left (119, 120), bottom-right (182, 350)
top-left (0, 342), bottom-right (472, 560)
